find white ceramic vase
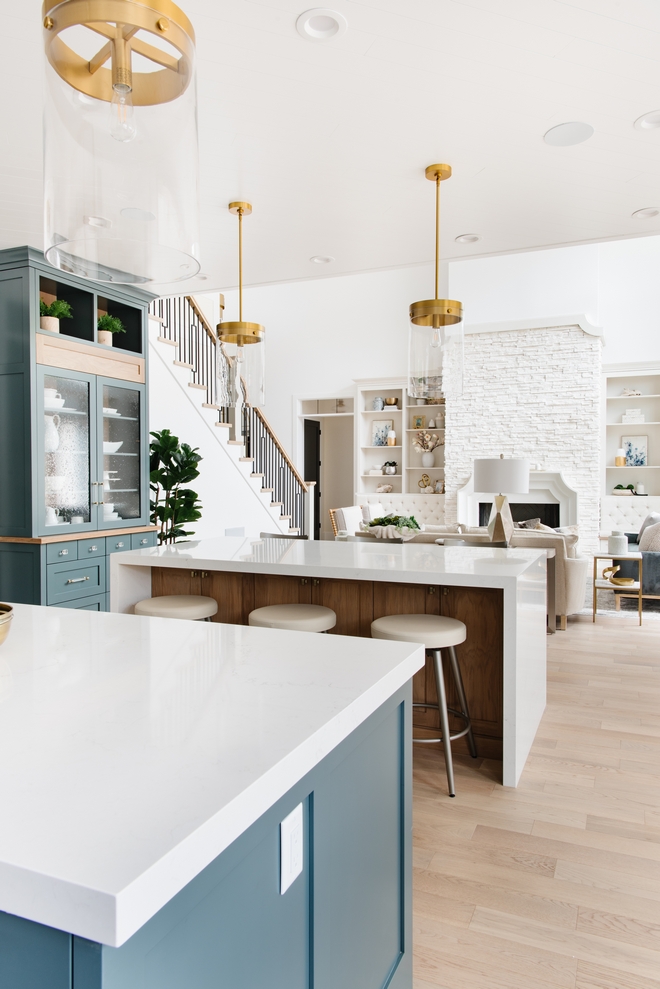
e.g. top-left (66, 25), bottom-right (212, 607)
top-left (98, 330), bottom-right (113, 346)
top-left (607, 531), bottom-right (628, 555)
top-left (44, 414), bottom-right (60, 453)
top-left (421, 451), bottom-right (435, 468)
top-left (40, 316), bottom-right (60, 333)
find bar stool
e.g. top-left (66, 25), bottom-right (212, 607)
top-left (134, 595), bottom-right (218, 621)
top-left (248, 604), bottom-right (336, 632)
top-left (371, 613), bottom-right (477, 797)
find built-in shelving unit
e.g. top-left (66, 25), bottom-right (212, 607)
top-left (603, 370), bottom-right (660, 496)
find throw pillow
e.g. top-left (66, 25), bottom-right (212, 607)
top-left (639, 512), bottom-right (660, 542)
top-left (639, 521), bottom-right (660, 552)
top-left (515, 518), bottom-right (541, 529)
top-left (361, 502), bottom-right (384, 523)
top-left (422, 523), bottom-right (462, 534)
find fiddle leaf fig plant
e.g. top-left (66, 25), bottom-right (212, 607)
top-left (150, 429), bottom-right (203, 543)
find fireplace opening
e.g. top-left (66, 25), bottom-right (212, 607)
top-left (478, 502), bottom-right (560, 528)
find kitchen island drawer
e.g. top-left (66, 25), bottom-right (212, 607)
top-left (46, 560), bottom-right (106, 605)
top-left (46, 541), bottom-right (78, 565)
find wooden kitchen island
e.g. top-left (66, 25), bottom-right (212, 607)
top-left (111, 538), bottom-right (547, 787)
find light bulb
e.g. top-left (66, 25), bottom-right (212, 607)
top-left (236, 345), bottom-right (244, 364)
top-left (430, 327), bottom-right (441, 349)
top-left (110, 85), bottom-right (136, 142)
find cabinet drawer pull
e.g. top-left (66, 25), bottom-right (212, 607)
top-left (88, 546), bottom-right (97, 552)
top-left (300, 578), bottom-right (308, 585)
top-left (140, 538), bottom-right (148, 545)
top-left (66, 576), bottom-right (90, 585)
top-left (312, 578), bottom-right (320, 586)
top-left (116, 541), bottom-right (125, 548)
top-left (59, 549), bottom-right (69, 556)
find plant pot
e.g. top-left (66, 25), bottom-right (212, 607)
top-left (40, 316), bottom-right (60, 333)
top-left (98, 330), bottom-right (113, 346)
top-left (421, 452), bottom-right (435, 468)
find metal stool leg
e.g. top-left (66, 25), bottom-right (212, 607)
top-left (446, 646), bottom-right (477, 759)
top-left (431, 648), bottom-right (456, 798)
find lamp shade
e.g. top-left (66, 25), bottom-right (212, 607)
top-left (473, 458), bottom-right (530, 494)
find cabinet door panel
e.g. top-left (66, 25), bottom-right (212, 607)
top-left (202, 571), bottom-right (245, 624)
top-left (98, 379), bottom-right (147, 527)
top-left (311, 578), bottom-right (372, 636)
top-left (151, 567), bottom-right (201, 598)
top-left (253, 574), bottom-right (311, 608)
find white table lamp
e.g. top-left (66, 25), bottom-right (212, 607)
top-left (473, 456), bottom-right (530, 545)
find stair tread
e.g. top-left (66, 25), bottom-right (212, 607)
top-left (156, 335), bottom-right (176, 345)
top-left (261, 487), bottom-right (273, 493)
top-left (270, 502), bottom-right (283, 507)
top-left (202, 403), bottom-right (220, 409)
top-left (173, 360), bottom-right (194, 369)
top-left (251, 472), bottom-right (264, 477)
top-left (188, 383), bottom-right (207, 390)
top-left (227, 440), bottom-right (244, 446)
top-left (279, 516), bottom-right (292, 521)
top-left (215, 421), bottom-right (231, 428)
top-left (239, 457), bottom-right (253, 462)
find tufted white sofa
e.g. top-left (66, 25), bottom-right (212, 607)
top-left (600, 496), bottom-right (660, 538)
top-left (359, 494), bottom-right (446, 527)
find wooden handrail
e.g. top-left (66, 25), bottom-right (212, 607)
top-left (253, 407), bottom-right (309, 492)
top-left (185, 295), bottom-right (216, 343)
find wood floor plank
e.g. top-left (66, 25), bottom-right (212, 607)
top-left (413, 618), bottom-right (660, 988)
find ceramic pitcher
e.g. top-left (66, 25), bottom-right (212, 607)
top-left (44, 414), bottom-right (60, 453)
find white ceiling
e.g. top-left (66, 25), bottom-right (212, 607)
top-left (5, 0), bottom-right (660, 292)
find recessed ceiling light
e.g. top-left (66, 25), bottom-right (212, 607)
top-left (455, 233), bottom-right (480, 244)
top-left (296, 8), bottom-right (347, 43)
top-left (310, 255), bottom-right (334, 264)
top-left (634, 110), bottom-right (660, 131)
top-left (632, 207), bottom-right (660, 219)
top-left (543, 122), bottom-right (594, 147)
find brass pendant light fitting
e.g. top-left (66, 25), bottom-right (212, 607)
top-left (409, 163), bottom-right (463, 328)
top-left (219, 202), bottom-right (265, 346)
top-left (42, 0), bottom-right (195, 106)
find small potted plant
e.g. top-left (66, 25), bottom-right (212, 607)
top-left (97, 314), bottom-right (126, 346)
top-left (412, 430), bottom-right (444, 468)
top-left (383, 461), bottom-right (398, 475)
top-left (39, 298), bottom-right (73, 333)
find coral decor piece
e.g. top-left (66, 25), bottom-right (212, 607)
top-left (412, 431), bottom-right (443, 454)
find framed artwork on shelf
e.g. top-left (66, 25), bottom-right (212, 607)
top-left (371, 419), bottom-right (393, 447)
top-left (411, 415), bottom-right (426, 430)
top-left (623, 435), bottom-right (648, 466)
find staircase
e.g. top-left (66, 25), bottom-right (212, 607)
top-left (148, 296), bottom-right (313, 538)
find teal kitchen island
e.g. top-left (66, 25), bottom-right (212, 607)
top-left (0, 604), bottom-right (424, 989)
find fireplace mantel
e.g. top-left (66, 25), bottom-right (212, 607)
top-left (457, 471), bottom-right (579, 528)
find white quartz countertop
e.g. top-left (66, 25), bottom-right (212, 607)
top-left (117, 536), bottom-right (547, 587)
top-left (0, 604), bottom-right (424, 948)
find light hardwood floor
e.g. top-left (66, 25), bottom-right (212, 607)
top-left (413, 613), bottom-right (660, 989)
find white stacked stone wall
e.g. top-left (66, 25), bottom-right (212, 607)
top-left (444, 325), bottom-right (602, 551)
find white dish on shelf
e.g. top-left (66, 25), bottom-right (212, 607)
top-left (103, 441), bottom-right (123, 454)
top-left (103, 408), bottom-right (119, 416)
top-left (44, 398), bottom-right (65, 410)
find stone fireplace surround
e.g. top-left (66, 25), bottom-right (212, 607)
top-left (457, 470), bottom-right (579, 528)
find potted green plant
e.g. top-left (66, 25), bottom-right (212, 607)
top-left (97, 314), bottom-right (126, 346)
top-left (150, 429), bottom-right (203, 543)
top-left (383, 460), bottom-right (398, 475)
top-left (39, 298), bottom-right (73, 334)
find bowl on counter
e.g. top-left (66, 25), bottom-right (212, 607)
top-left (103, 441), bottom-right (123, 454)
top-left (0, 604), bottom-right (13, 647)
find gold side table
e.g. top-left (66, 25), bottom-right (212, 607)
top-left (593, 553), bottom-right (643, 626)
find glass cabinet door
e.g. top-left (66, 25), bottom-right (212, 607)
top-left (99, 381), bottom-right (143, 525)
top-left (41, 371), bottom-right (93, 531)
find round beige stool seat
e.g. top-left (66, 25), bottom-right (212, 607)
top-left (371, 613), bottom-right (466, 649)
top-left (248, 604), bottom-right (336, 632)
top-left (134, 595), bottom-right (218, 621)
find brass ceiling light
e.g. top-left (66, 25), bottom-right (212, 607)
top-left (42, 0), bottom-right (200, 284)
top-left (218, 203), bottom-right (265, 407)
top-left (408, 164), bottom-right (464, 401)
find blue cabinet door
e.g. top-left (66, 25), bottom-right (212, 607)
top-left (96, 378), bottom-right (149, 528)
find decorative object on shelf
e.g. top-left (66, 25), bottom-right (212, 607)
top-left (150, 428), bottom-right (202, 543)
top-left (97, 314), bottom-right (126, 347)
top-left (607, 530), bottom-right (628, 555)
top-left (372, 396), bottom-right (385, 411)
top-left (383, 461), bottom-right (398, 475)
top-left (615, 447), bottom-right (626, 466)
top-left (0, 604), bottom-right (13, 648)
top-left (622, 409), bottom-right (645, 424)
top-left (44, 414), bottom-right (60, 453)
top-left (473, 455), bottom-right (530, 546)
top-left (103, 441), bottom-right (124, 454)
top-left (408, 163), bottom-right (464, 402)
top-left (415, 398), bottom-right (426, 406)
top-left (386, 429), bottom-right (397, 447)
top-left (45, 506), bottom-right (60, 526)
top-left (411, 431), bottom-right (443, 467)
top-left (428, 418), bottom-right (436, 429)
top-left (412, 415), bottom-right (426, 430)
top-left (637, 483), bottom-right (646, 495)
top-left (371, 419), bottom-right (393, 446)
top-left (369, 468), bottom-right (383, 475)
top-left (421, 451), bottom-right (435, 467)
top-left (376, 483), bottom-right (393, 493)
top-left (218, 202), bottom-right (265, 406)
top-left (623, 435), bottom-right (648, 466)
top-left (612, 484), bottom-right (634, 495)
top-left (39, 298), bottom-right (72, 333)
top-left (71, 515), bottom-right (84, 524)
top-left (434, 479), bottom-right (444, 494)
top-left (44, 388), bottom-right (65, 410)
top-left (622, 388), bottom-right (642, 396)
top-left (418, 474), bottom-right (434, 492)
top-left (384, 397), bottom-right (398, 407)
top-left (42, 0), bottom-right (200, 284)
top-left (602, 565), bottom-right (635, 586)
top-left (363, 514), bottom-right (420, 540)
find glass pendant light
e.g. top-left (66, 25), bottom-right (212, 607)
top-left (218, 203), bottom-right (265, 407)
top-left (42, 0), bottom-right (200, 284)
top-left (408, 164), bottom-right (464, 401)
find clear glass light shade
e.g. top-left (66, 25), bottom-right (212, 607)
top-left (219, 341), bottom-right (265, 408)
top-left (43, 61), bottom-right (200, 285)
top-left (408, 315), bottom-right (464, 401)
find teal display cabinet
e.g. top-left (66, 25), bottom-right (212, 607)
top-left (0, 247), bottom-right (158, 611)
